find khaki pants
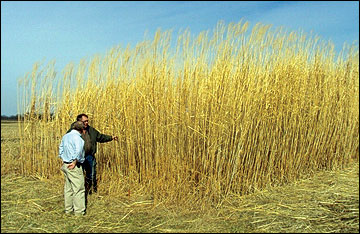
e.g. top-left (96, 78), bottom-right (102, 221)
top-left (61, 163), bottom-right (86, 215)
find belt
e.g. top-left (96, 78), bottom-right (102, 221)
top-left (64, 161), bottom-right (83, 165)
top-left (64, 161), bottom-right (83, 168)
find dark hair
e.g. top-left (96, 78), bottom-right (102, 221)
top-left (72, 121), bottom-right (85, 131)
top-left (76, 113), bottom-right (88, 121)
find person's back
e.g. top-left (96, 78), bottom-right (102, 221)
top-left (59, 130), bottom-right (86, 164)
top-left (67, 121), bottom-right (113, 156)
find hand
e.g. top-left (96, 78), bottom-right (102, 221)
top-left (112, 136), bottom-right (118, 141)
top-left (67, 161), bottom-right (76, 169)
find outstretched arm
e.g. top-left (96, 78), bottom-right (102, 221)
top-left (95, 128), bottom-right (114, 143)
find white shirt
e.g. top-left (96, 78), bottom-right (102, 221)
top-left (59, 130), bottom-right (85, 163)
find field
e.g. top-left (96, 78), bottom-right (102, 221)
top-left (2, 121), bottom-right (359, 233)
top-left (16, 21), bottom-right (359, 202)
top-left (3, 20), bottom-right (359, 232)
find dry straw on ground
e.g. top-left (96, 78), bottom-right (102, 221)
top-left (13, 19), bottom-right (360, 207)
top-left (1, 161), bottom-right (358, 232)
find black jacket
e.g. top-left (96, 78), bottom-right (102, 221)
top-left (67, 122), bottom-right (113, 156)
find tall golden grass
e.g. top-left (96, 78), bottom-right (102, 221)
top-left (16, 20), bottom-right (359, 206)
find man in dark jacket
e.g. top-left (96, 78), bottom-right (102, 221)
top-left (68, 113), bottom-right (118, 195)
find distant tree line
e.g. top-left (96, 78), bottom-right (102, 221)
top-left (1, 115), bottom-right (20, 121)
top-left (1, 113), bottom-right (55, 121)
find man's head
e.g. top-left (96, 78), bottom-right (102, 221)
top-left (72, 121), bottom-right (85, 133)
top-left (76, 113), bottom-right (89, 128)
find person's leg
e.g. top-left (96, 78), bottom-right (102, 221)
top-left (83, 155), bottom-right (93, 194)
top-left (92, 156), bottom-right (97, 193)
top-left (61, 164), bottom-right (74, 214)
top-left (68, 165), bottom-right (86, 216)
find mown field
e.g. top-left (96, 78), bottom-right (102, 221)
top-left (1, 121), bottom-right (359, 233)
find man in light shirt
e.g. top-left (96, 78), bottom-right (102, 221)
top-left (59, 121), bottom-right (86, 216)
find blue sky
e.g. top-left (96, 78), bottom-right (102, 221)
top-left (1, 1), bottom-right (359, 116)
